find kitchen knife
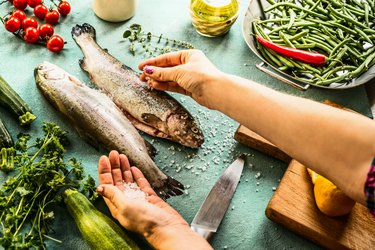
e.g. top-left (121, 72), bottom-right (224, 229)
top-left (191, 155), bottom-right (245, 241)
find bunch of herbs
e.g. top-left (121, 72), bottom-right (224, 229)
top-left (123, 23), bottom-right (194, 56)
top-left (0, 122), bottom-right (97, 249)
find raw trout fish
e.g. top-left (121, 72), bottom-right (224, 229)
top-left (71, 23), bottom-right (204, 149)
top-left (35, 61), bottom-right (184, 199)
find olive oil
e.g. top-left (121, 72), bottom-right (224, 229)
top-left (190, 0), bottom-right (239, 37)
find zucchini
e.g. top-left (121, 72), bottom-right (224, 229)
top-left (0, 76), bottom-right (36, 126)
top-left (63, 189), bottom-right (141, 250)
top-left (0, 117), bottom-right (13, 148)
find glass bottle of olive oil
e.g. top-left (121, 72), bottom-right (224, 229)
top-left (190, 0), bottom-right (239, 37)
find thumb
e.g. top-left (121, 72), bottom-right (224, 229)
top-left (143, 65), bottom-right (180, 83)
top-left (96, 184), bottom-right (127, 208)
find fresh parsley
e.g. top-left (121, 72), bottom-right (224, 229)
top-left (0, 122), bottom-right (97, 249)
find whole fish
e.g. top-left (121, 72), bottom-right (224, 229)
top-left (35, 61), bottom-right (184, 199)
top-left (71, 23), bottom-right (204, 149)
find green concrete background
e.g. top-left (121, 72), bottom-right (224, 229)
top-left (0, 0), bottom-right (372, 249)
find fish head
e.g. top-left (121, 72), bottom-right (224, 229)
top-left (34, 61), bottom-right (69, 86)
top-left (35, 61), bottom-right (83, 88)
top-left (167, 112), bottom-right (204, 148)
top-left (34, 62), bottom-right (84, 116)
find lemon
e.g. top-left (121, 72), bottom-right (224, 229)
top-left (307, 168), bottom-right (356, 217)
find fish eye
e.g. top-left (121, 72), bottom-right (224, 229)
top-left (191, 127), bottom-right (199, 134)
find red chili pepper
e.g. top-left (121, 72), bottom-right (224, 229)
top-left (256, 36), bottom-right (327, 66)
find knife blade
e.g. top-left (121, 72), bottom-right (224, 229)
top-left (191, 155), bottom-right (245, 241)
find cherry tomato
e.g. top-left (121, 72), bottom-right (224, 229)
top-left (45, 10), bottom-right (60, 25)
top-left (38, 23), bottom-right (54, 38)
top-left (5, 16), bottom-right (21, 33)
top-left (57, 1), bottom-right (71, 16)
top-left (27, 0), bottom-right (42, 8)
top-left (12, 10), bottom-right (26, 22)
top-left (34, 4), bottom-right (48, 20)
top-left (46, 35), bottom-right (64, 53)
top-left (13, 0), bottom-right (28, 10)
top-left (23, 27), bottom-right (39, 43)
top-left (22, 17), bottom-right (38, 29)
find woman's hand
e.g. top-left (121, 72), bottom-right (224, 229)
top-left (138, 49), bottom-right (224, 109)
top-left (97, 150), bottom-right (213, 250)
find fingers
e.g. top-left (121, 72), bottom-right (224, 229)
top-left (145, 78), bottom-right (190, 96)
top-left (119, 154), bottom-right (134, 183)
top-left (98, 155), bottom-right (115, 185)
top-left (138, 50), bottom-right (185, 70)
top-left (109, 151), bottom-right (125, 189)
top-left (131, 167), bottom-right (157, 196)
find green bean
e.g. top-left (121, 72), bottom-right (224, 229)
top-left (304, 0), bottom-right (328, 14)
top-left (329, 39), bottom-right (350, 58)
top-left (349, 51), bottom-right (375, 77)
top-left (266, 48), bottom-right (295, 68)
top-left (361, 45), bottom-right (375, 58)
top-left (305, 37), bottom-right (333, 51)
top-left (294, 43), bottom-right (316, 49)
top-left (322, 65), bottom-right (357, 80)
top-left (262, 46), bottom-right (284, 67)
top-left (364, 1), bottom-right (370, 27)
top-left (309, 33), bottom-right (337, 48)
top-left (269, 21), bottom-right (316, 35)
top-left (265, 3), bottom-right (328, 20)
top-left (287, 8), bottom-right (296, 30)
top-left (279, 31), bottom-right (295, 48)
top-left (328, 6), bottom-right (369, 29)
top-left (337, 29), bottom-right (345, 40)
top-left (299, 63), bottom-right (322, 74)
top-left (278, 66), bottom-right (289, 71)
top-left (288, 30), bottom-right (309, 41)
top-left (257, 45), bottom-right (279, 68)
top-left (316, 72), bottom-right (351, 85)
top-left (354, 27), bottom-right (373, 44)
top-left (363, 29), bottom-right (375, 35)
top-left (323, 46), bottom-right (348, 75)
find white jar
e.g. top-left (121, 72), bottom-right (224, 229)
top-left (92, 0), bottom-right (138, 22)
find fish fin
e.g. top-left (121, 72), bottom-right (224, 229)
top-left (154, 176), bottom-right (185, 200)
top-left (71, 23), bottom-right (96, 40)
top-left (144, 139), bottom-right (157, 158)
top-left (79, 58), bottom-right (88, 71)
top-left (141, 113), bottom-right (164, 126)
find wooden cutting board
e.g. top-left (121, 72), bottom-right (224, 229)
top-left (234, 101), bottom-right (375, 250)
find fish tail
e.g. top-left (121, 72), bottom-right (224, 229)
top-left (155, 176), bottom-right (185, 200)
top-left (71, 23), bottom-right (96, 40)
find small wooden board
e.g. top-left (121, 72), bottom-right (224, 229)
top-left (267, 160), bottom-right (375, 250)
top-left (234, 101), bottom-right (375, 249)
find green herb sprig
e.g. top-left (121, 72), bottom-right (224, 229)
top-left (123, 24), bottom-right (195, 56)
top-left (0, 122), bottom-right (97, 249)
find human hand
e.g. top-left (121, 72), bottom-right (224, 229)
top-left (96, 150), bottom-right (212, 249)
top-left (138, 49), bottom-right (224, 109)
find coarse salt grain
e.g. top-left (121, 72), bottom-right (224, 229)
top-left (123, 182), bottom-right (147, 200)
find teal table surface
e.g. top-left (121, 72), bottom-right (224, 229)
top-left (0, 0), bottom-right (373, 249)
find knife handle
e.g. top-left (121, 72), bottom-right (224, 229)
top-left (191, 225), bottom-right (215, 241)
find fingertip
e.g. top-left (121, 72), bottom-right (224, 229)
top-left (96, 185), bottom-right (104, 194)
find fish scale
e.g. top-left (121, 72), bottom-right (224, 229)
top-left (35, 61), bottom-right (184, 199)
top-left (71, 23), bottom-right (204, 148)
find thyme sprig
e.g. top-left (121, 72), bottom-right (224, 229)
top-left (123, 23), bottom-right (194, 56)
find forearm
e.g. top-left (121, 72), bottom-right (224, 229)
top-left (207, 74), bottom-right (375, 204)
top-left (146, 224), bottom-right (213, 250)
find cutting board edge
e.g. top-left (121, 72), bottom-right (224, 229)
top-left (265, 204), bottom-right (351, 250)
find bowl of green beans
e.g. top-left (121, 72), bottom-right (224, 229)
top-left (243, 0), bottom-right (375, 89)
